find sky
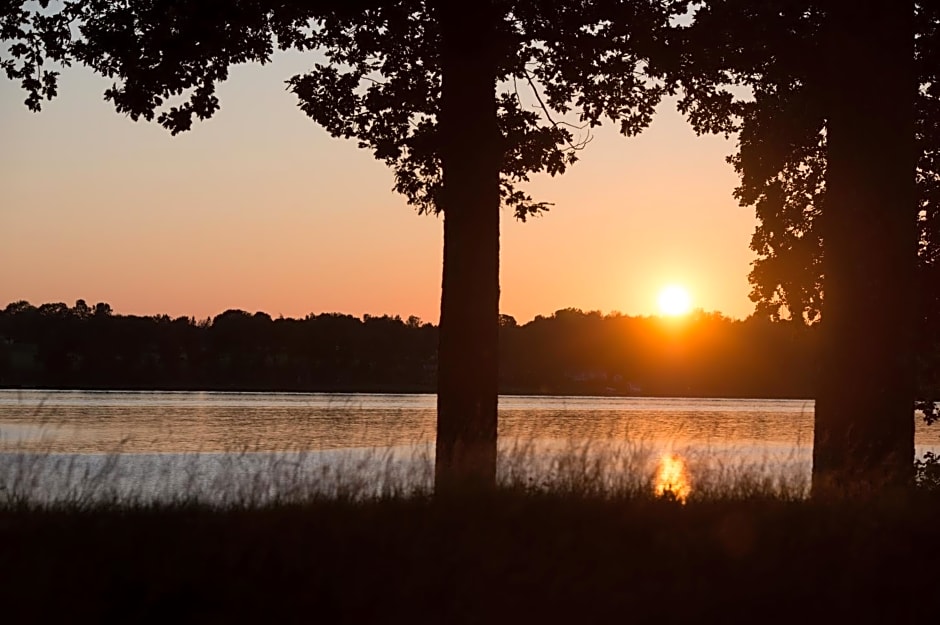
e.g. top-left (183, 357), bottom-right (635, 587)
top-left (0, 51), bottom-right (758, 324)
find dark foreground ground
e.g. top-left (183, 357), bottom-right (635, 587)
top-left (2, 492), bottom-right (938, 624)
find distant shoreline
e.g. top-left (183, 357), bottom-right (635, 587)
top-left (0, 384), bottom-right (816, 402)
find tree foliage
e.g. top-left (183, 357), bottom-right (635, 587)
top-left (3, 0), bottom-right (695, 490)
top-left (2, 1), bottom-right (684, 218)
top-left (286, 0), bottom-right (683, 219)
top-left (1, 0), bottom-right (74, 110)
top-left (670, 2), bottom-right (939, 432)
top-left (671, 2), bottom-right (938, 328)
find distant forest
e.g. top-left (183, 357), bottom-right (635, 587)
top-left (0, 299), bottom-right (935, 399)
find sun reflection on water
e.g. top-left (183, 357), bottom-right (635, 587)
top-left (654, 453), bottom-right (691, 502)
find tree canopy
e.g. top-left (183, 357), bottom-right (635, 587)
top-left (3, 0), bottom-right (692, 489)
top-left (670, 1), bottom-right (931, 491)
top-left (286, 0), bottom-right (682, 218)
top-left (670, 1), bottom-right (938, 326)
top-left (3, 0), bottom-right (683, 215)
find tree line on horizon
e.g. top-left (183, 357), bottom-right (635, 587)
top-left (3, 298), bottom-right (933, 401)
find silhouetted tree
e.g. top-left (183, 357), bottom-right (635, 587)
top-left (674, 1), bottom-right (932, 494)
top-left (431, 0), bottom-right (502, 489)
top-left (3, 1), bottom-right (681, 490)
top-left (284, 0), bottom-right (681, 489)
top-left (813, 1), bottom-right (916, 494)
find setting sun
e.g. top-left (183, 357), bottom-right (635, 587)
top-left (658, 285), bottom-right (692, 316)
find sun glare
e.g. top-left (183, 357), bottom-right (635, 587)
top-left (657, 285), bottom-right (692, 316)
top-left (654, 453), bottom-right (691, 502)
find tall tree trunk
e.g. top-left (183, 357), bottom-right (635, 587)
top-left (814, 0), bottom-right (917, 496)
top-left (433, 0), bottom-right (500, 492)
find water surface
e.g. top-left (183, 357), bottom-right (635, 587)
top-left (0, 390), bottom-right (832, 453)
top-left (2, 390), bottom-right (936, 502)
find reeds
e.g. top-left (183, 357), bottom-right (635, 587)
top-left (2, 435), bottom-right (938, 623)
top-left (0, 432), bottom-right (819, 509)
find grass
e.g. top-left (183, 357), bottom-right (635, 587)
top-left (1, 432), bottom-right (813, 505)
top-left (1, 440), bottom-right (938, 623)
top-left (2, 488), bottom-right (938, 623)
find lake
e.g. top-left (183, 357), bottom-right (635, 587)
top-left (1, 390), bottom-right (937, 502)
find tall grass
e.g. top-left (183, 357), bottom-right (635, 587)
top-left (2, 432), bottom-right (938, 623)
top-left (0, 431), bottom-right (818, 509)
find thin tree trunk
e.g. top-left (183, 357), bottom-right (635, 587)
top-left (814, 0), bottom-right (917, 496)
top-left (433, 0), bottom-right (500, 493)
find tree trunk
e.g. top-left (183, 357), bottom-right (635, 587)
top-left (433, 0), bottom-right (500, 493)
top-left (814, 0), bottom-right (917, 496)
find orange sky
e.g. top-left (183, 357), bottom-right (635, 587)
top-left (0, 51), bottom-right (757, 324)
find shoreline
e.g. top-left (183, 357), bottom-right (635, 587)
top-left (0, 385), bottom-right (818, 402)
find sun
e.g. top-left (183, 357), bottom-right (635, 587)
top-left (658, 285), bottom-right (692, 316)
